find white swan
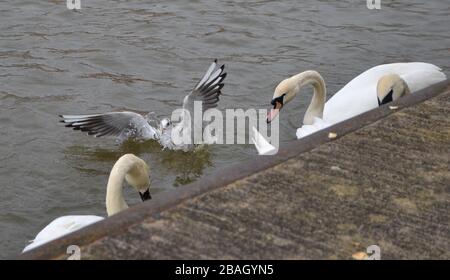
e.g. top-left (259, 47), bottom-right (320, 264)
top-left (60, 60), bottom-right (227, 149)
top-left (266, 62), bottom-right (446, 139)
top-left (22, 154), bottom-right (151, 253)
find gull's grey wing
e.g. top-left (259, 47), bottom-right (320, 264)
top-left (182, 59), bottom-right (227, 113)
top-left (60, 112), bottom-right (159, 139)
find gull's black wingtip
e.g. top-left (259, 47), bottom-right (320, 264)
top-left (59, 115), bottom-right (67, 123)
top-left (214, 58), bottom-right (218, 63)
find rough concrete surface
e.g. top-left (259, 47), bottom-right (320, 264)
top-left (19, 82), bottom-right (450, 260)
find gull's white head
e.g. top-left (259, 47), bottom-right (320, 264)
top-left (377, 74), bottom-right (410, 106)
top-left (159, 117), bottom-right (172, 133)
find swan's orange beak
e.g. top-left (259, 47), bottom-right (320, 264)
top-left (267, 101), bottom-right (282, 123)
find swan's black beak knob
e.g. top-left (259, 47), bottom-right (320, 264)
top-left (139, 189), bottom-right (152, 201)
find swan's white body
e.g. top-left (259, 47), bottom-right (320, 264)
top-left (22, 215), bottom-right (103, 252)
top-left (22, 154), bottom-right (150, 253)
top-left (296, 63), bottom-right (446, 138)
top-left (296, 117), bottom-right (331, 139)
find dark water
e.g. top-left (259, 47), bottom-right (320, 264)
top-left (0, 0), bottom-right (449, 258)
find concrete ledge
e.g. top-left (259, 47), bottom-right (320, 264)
top-left (18, 80), bottom-right (450, 259)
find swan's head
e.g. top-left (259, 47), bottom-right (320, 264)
top-left (377, 74), bottom-right (410, 106)
top-left (123, 154), bottom-right (152, 201)
top-left (267, 77), bottom-right (297, 123)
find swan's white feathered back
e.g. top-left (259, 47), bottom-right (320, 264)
top-left (323, 62), bottom-right (446, 124)
top-left (23, 215), bottom-right (103, 252)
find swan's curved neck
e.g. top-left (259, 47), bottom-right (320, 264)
top-left (291, 71), bottom-right (326, 125)
top-left (105, 158), bottom-right (133, 216)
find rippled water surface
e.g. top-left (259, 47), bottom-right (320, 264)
top-left (0, 0), bottom-right (449, 258)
